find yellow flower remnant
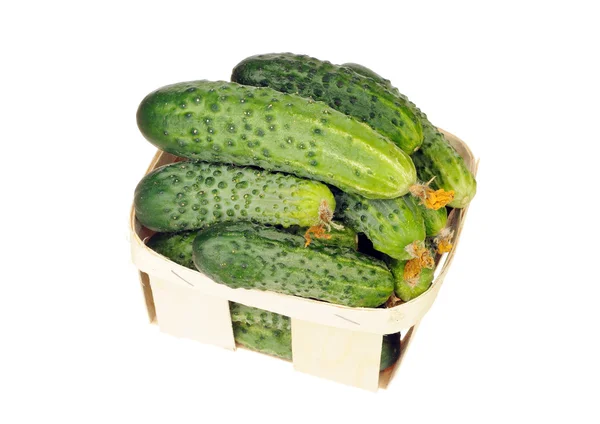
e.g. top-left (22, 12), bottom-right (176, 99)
top-left (402, 241), bottom-right (435, 285)
top-left (434, 228), bottom-right (454, 254)
top-left (409, 178), bottom-right (455, 210)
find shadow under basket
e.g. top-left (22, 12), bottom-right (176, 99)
top-left (130, 129), bottom-right (478, 392)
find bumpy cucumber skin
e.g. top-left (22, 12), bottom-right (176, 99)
top-left (285, 222), bottom-right (358, 250)
top-left (192, 222), bottom-right (394, 308)
top-left (134, 161), bottom-right (334, 232)
top-left (389, 259), bottom-right (435, 301)
top-left (340, 62), bottom-right (477, 208)
top-left (418, 204), bottom-right (448, 237)
top-left (335, 191), bottom-right (426, 260)
top-left (231, 53), bottom-right (423, 154)
top-left (137, 80), bottom-right (416, 199)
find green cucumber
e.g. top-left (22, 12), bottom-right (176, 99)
top-left (339, 62), bottom-right (477, 208)
top-left (192, 222), bottom-right (394, 308)
top-left (231, 53), bottom-right (423, 154)
top-left (134, 161), bottom-right (335, 232)
top-left (335, 191), bottom-right (426, 260)
top-left (137, 80), bottom-right (416, 199)
top-left (388, 259), bottom-right (435, 302)
top-left (418, 205), bottom-right (448, 237)
top-left (412, 124), bottom-right (477, 208)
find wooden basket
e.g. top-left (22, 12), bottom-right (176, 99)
top-left (130, 129), bottom-right (477, 391)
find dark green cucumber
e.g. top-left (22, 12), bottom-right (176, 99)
top-left (137, 80), bottom-right (416, 199)
top-left (231, 53), bottom-right (423, 154)
top-left (192, 222), bottom-right (394, 308)
top-left (418, 204), bottom-right (448, 237)
top-left (134, 161), bottom-right (335, 232)
top-left (339, 62), bottom-right (477, 208)
top-left (389, 259), bottom-right (435, 302)
top-left (335, 191), bottom-right (426, 260)
top-left (285, 222), bottom-right (358, 250)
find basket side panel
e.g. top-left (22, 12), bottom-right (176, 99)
top-left (149, 276), bottom-right (236, 350)
top-left (291, 319), bottom-right (382, 392)
top-left (138, 271), bottom-right (156, 323)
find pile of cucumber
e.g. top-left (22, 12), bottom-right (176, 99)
top-left (133, 53), bottom-right (476, 368)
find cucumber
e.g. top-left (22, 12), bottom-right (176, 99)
top-left (338, 62), bottom-right (477, 208)
top-left (134, 161), bottom-right (335, 232)
top-left (412, 124), bottom-right (477, 208)
top-left (192, 222), bottom-right (395, 308)
top-left (418, 204), bottom-right (448, 237)
top-left (137, 80), bottom-right (416, 199)
top-left (334, 191), bottom-right (426, 260)
top-left (388, 259), bottom-right (435, 302)
top-left (231, 53), bottom-right (423, 154)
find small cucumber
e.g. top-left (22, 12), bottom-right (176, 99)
top-left (192, 222), bottom-right (394, 308)
top-left (134, 161), bottom-right (335, 232)
top-left (137, 80), bottom-right (416, 199)
top-left (418, 204), bottom-right (448, 237)
top-left (339, 62), bottom-right (477, 208)
top-left (388, 259), bottom-right (435, 302)
top-left (380, 333), bottom-right (401, 371)
top-left (334, 191), bottom-right (426, 260)
top-left (231, 53), bottom-right (423, 154)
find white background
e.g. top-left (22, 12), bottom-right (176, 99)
top-left (1, 1), bottom-right (599, 423)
